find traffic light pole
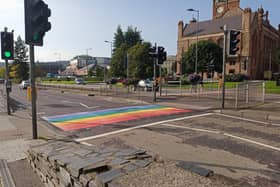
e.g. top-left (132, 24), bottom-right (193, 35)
top-left (153, 43), bottom-right (157, 103)
top-left (29, 45), bottom-right (38, 139)
top-left (4, 59), bottom-right (11, 115)
top-left (222, 25), bottom-right (227, 109)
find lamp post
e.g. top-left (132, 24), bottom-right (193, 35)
top-left (104, 40), bottom-right (113, 58)
top-left (187, 8), bottom-right (199, 74)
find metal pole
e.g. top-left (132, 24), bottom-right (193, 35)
top-left (159, 65), bottom-right (162, 96)
top-left (3, 27), bottom-right (11, 115)
top-left (30, 45), bottom-right (37, 139)
top-left (195, 10), bottom-right (199, 74)
top-left (222, 25), bottom-right (227, 109)
top-left (153, 43), bottom-right (157, 102)
top-left (126, 53), bottom-right (129, 79)
top-left (5, 59), bottom-right (10, 115)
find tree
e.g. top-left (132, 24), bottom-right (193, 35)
top-left (110, 43), bottom-right (128, 77)
top-left (127, 42), bottom-right (153, 79)
top-left (111, 26), bottom-right (143, 77)
top-left (113, 25), bottom-right (125, 50)
top-left (95, 66), bottom-right (104, 78)
top-left (124, 26), bottom-right (142, 48)
top-left (10, 36), bottom-right (29, 81)
top-left (182, 41), bottom-right (223, 75)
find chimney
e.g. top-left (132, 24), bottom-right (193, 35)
top-left (178, 21), bottom-right (184, 39)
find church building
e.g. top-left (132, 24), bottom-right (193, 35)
top-left (177, 0), bottom-right (280, 79)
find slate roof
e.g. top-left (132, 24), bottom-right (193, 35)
top-left (183, 15), bottom-right (242, 37)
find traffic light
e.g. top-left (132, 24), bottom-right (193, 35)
top-left (157, 46), bottom-right (167, 65)
top-left (1, 32), bottom-right (14, 60)
top-left (149, 46), bottom-right (157, 58)
top-left (25, 0), bottom-right (51, 46)
top-left (228, 30), bottom-right (241, 56)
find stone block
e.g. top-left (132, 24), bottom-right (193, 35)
top-left (57, 166), bottom-right (71, 186)
top-left (110, 158), bottom-right (129, 166)
top-left (67, 157), bottom-right (105, 178)
top-left (96, 168), bottom-right (125, 184)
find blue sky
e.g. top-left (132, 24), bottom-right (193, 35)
top-left (0, 0), bottom-right (279, 61)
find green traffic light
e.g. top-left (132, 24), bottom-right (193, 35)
top-left (33, 33), bottom-right (39, 41)
top-left (4, 51), bottom-right (11, 58)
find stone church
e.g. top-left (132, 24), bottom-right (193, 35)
top-left (177, 0), bottom-right (280, 79)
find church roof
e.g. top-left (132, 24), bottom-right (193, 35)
top-left (183, 15), bottom-right (242, 37)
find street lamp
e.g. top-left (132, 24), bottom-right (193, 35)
top-left (187, 8), bottom-right (199, 74)
top-left (104, 40), bottom-right (113, 58)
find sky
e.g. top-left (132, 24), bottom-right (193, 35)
top-left (0, 0), bottom-right (279, 62)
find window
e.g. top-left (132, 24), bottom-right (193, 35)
top-left (229, 69), bottom-right (235, 74)
top-left (229, 60), bottom-right (236, 66)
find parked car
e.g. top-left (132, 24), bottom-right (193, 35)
top-left (75, 78), bottom-right (85, 85)
top-left (20, 80), bottom-right (30, 89)
top-left (0, 78), bottom-right (4, 84)
top-left (137, 79), bottom-right (158, 91)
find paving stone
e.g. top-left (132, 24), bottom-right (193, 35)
top-left (177, 161), bottom-right (214, 177)
top-left (133, 159), bottom-right (152, 168)
top-left (122, 163), bottom-right (140, 173)
top-left (67, 157), bottom-right (105, 177)
top-left (96, 168), bottom-right (125, 184)
top-left (114, 149), bottom-right (136, 157)
top-left (110, 158), bottom-right (129, 166)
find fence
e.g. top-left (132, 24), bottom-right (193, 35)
top-left (234, 81), bottom-right (265, 109)
top-left (38, 81), bottom-right (266, 109)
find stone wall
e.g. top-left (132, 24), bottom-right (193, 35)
top-left (27, 141), bottom-right (152, 187)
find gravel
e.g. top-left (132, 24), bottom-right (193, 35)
top-left (115, 160), bottom-right (249, 187)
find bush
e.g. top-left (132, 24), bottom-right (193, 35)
top-left (225, 74), bottom-right (249, 82)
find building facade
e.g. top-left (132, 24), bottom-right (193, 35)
top-left (177, 0), bottom-right (280, 79)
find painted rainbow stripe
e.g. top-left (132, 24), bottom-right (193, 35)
top-left (43, 105), bottom-right (191, 131)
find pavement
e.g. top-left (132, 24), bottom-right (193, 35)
top-left (0, 84), bottom-right (280, 186)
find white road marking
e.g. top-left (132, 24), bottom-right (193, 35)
top-left (216, 113), bottom-right (280, 127)
top-left (79, 103), bottom-right (99, 109)
top-left (37, 112), bottom-right (46, 115)
top-left (162, 124), bottom-right (220, 134)
top-left (161, 123), bottom-right (280, 152)
top-left (75, 113), bottom-right (213, 142)
top-left (61, 100), bottom-right (99, 109)
top-left (80, 142), bottom-right (93, 146)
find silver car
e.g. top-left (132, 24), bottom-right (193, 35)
top-left (20, 80), bottom-right (30, 89)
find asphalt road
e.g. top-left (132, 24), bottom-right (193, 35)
top-left (9, 85), bottom-right (198, 139)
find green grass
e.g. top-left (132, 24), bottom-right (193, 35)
top-left (265, 81), bottom-right (280, 94)
top-left (42, 80), bottom-right (75, 84)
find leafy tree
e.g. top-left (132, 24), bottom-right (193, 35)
top-left (88, 66), bottom-right (95, 77)
top-left (111, 43), bottom-right (128, 77)
top-left (182, 40), bottom-right (223, 75)
top-left (124, 26), bottom-right (142, 48)
top-left (113, 25), bottom-right (125, 50)
top-left (0, 67), bottom-right (5, 78)
top-left (10, 36), bottom-right (29, 81)
top-left (111, 26), bottom-right (143, 77)
top-left (127, 42), bottom-right (153, 79)
top-left (96, 66), bottom-right (104, 78)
